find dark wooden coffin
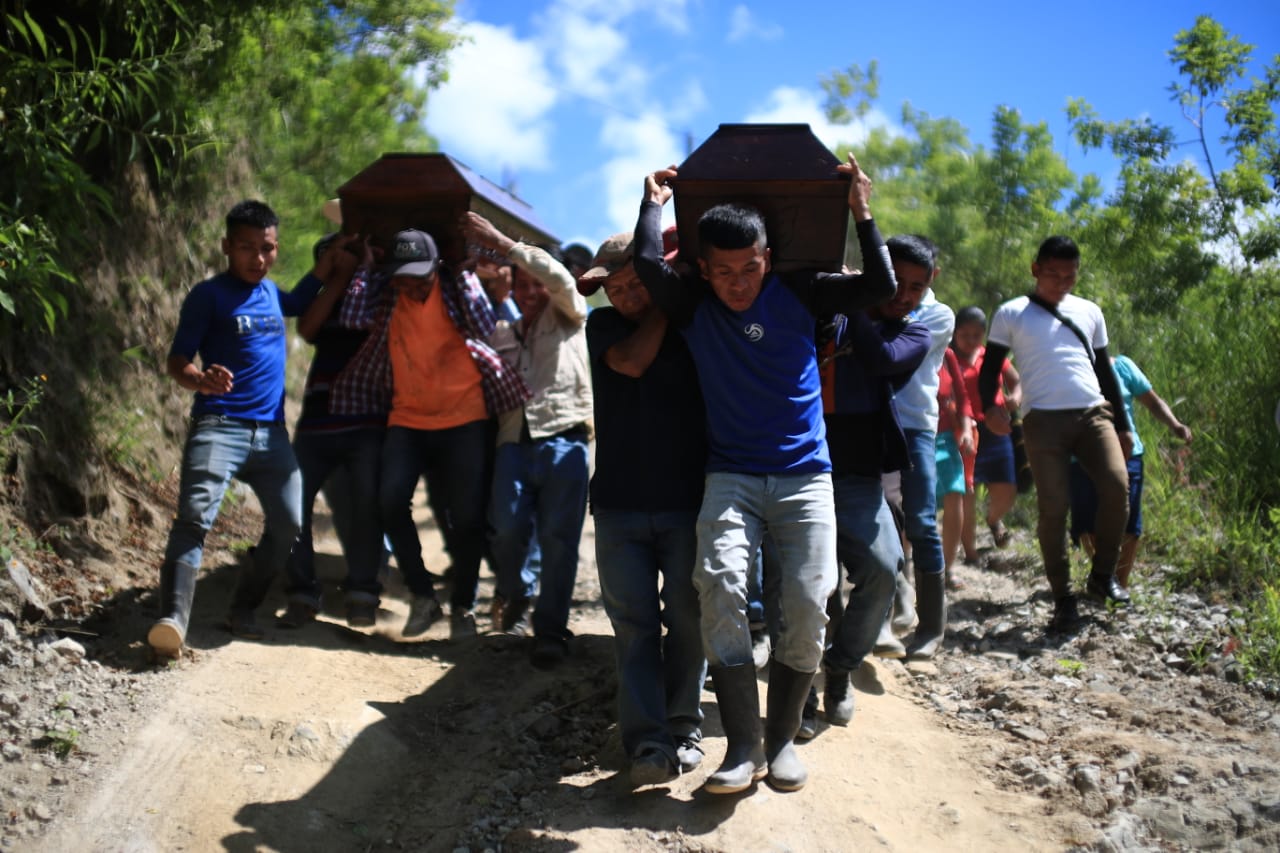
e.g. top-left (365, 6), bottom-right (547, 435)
top-left (672, 124), bottom-right (850, 272)
top-left (336, 153), bottom-right (559, 264)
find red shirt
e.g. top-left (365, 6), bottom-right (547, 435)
top-left (937, 347), bottom-right (973, 434)
top-left (959, 345), bottom-right (1007, 423)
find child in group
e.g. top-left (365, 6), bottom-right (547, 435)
top-left (935, 346), bottom-right (975, 590)
top-left (951, 306), bottom-right (1022, 560)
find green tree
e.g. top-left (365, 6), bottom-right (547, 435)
top-left (824, 65), bottom-right (1083, 310)
top-left (191, 0), bottom-right (458, 284)
top-left (1071, 15), bottom-right (1280, 272)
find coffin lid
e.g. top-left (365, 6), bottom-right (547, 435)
top-left (337, 152), bottom-right (559, 265)
top-left (672, 124), bottom-right (850, 272)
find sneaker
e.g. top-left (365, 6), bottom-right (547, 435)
top-left (227, 609), bottom-right (265, 641)
top-left (750, 629), bottom-right (772, 671)
top-left (1048, 595), bottom-right (1082, 633)
top-left (277, 600), bottom-right (317, 629)
top-left (402, 596), bottom-right (442, 637)
top-left (674, 735), bottom-right (704, 772)
top-left (346, 601), bottom-right (378, 628)
top-left (796, 686), bottom-right (819, 740)
top-left (450, 609), bottom-right (477, 641)
top-left (530, 635), bottom-right (568, 670)
top-left (629, 748), bottom-right (678, 787)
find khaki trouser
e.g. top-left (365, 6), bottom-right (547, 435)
top-left (1021, 405), bottom-right (1129, 599)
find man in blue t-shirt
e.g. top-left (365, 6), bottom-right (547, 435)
top-left (148, 200), bottom-right (326, 659)
top-left (633, 153), bottom-right (896, 795)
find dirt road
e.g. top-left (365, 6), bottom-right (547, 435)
top-left (30, 512), bottom-right (1077, 853)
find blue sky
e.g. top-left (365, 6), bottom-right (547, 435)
top-left (421, 0), bottom-right (1280, 254)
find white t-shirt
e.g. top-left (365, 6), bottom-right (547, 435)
top-left (987, 293), bottom-right (1108, 412)
top-left (895, 290), bottom-right (955, 432)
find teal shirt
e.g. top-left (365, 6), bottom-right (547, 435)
top-left (1112, 355), bottom-right (1153, 457)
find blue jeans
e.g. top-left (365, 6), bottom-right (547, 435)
top-left (824, 473), bottom-right (902, 673)
top-left (902, 428), bottom-right (944, 577)
top-left (380, 421), bottom-right (489, 610)
top-left (694, 471), bottom-right (837, 672)
top-left (286, 427), bottom-right (384, 608)
top-left (162, 415), bottom-right (302, 612)
top-left (488, 433), bottom-right (589, 640)
top-left (595, 510), bottom-right (705, 762)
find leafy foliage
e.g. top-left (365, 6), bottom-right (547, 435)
top-left (827, 18), bottom-right (1280, 678)
top-left (198, 0), bottom-right (457, 285)
top-left (0, 0), bottom-right (226, 336)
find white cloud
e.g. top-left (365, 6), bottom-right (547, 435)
top-left (541, 10), bottom-right (647, 102)
top-left (597, 113), bottom-right (686, 234)
top-left (543, 0), bottom-right (690, 34)
top-left (727, 5), bottom-right (783, 43)
top-left (742, 86), bottom-right (898, 149)
top-left (421, 22), bottom-right (559, 171)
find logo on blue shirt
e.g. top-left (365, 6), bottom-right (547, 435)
top-left (743, 322), bottom-right (765, 342)
top-left (234, 314), bottom-right (285, 336)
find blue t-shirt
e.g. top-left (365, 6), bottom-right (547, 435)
top-left (683, 275), bottom-right (829, 474)
top-left (632, 200), bottom-right (898, 476)
top-left (1112, 355), bottom-right (1153, 457)
top-left (169, 272), bottom-right (321, 422)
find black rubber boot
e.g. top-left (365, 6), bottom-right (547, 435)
top-left (906, 569), bottom-right (947, 661)
top-left (229, 546), bottom-right (278, 615)
top-left (148, 561), bottom-right (198, 659)
top-left (823, 667), bottom-right (854, 726)
top-left (765, 660), bottom-right (815, 791)
top-left (703, 663), bottom-right (766, 795)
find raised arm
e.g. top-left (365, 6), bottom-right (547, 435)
top-left (633, 167), bottom-right (701, 327)
top-left (296, 234), bottom-right (362, 341)
top-left (280, 233), bottom-right (358, 318)
top-left (462, 212), bottom-right (585, 326)
top-left (793, 154), bottom-right (896, 316)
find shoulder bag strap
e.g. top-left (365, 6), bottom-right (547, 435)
top-left (1026, 292), bottom-right (1095, 364)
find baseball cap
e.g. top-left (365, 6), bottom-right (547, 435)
top-left (576, 232), bottom-right (634, 296)
top-left (383, 229), bottom-right (440, 278)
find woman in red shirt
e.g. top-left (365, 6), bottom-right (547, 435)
top-left (952, 306), bottom-right (1022, 561)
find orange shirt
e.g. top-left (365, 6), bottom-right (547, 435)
top-left (387, 285), bottom-right (486, 430)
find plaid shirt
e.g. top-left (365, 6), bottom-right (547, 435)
top-left (439, 269), bottom-right (532, 416)
top-left (327, 269), bottom-right (392, 417)
top-left (331, 268), bottom-right (531, 418)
